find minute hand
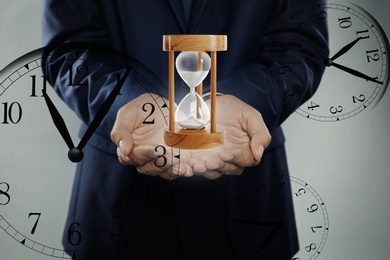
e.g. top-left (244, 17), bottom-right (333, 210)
top-left (328, 61), bottom-right (383, 84)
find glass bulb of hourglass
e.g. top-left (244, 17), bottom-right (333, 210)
top-left (175, 89), bottom-right (210, 129)
top-left (175, 51), bottom-right (211, 129)
top-left (176, 51), bottom-right (211, 87)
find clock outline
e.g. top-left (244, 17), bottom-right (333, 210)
top-left (0, 46), bottom-right (179, 259)
top-left (292, 2), bottom-right (390, 122)
top-left (290, 176), bottom-right (329, 260)
top-left (226, 174), bottom-right (329, 260)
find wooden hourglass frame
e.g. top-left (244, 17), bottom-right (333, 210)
top-left (163, 35), bottom-right (227, 149)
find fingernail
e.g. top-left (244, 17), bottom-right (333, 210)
top-left (119, 140), bottom-right (124, 154)
top-left (258, 145), bottom-right (264, 156)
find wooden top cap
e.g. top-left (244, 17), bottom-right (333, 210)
top-left (163, 35), bottom-right (227, 51)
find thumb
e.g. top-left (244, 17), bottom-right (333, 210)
top-left (245, 110), bottom-right (271, 162)
top-left (111, 125), bottom-right (135, 158)
top-left (110, 105), bottom-right (138, 157)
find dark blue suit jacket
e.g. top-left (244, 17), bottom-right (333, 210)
top-left (42, 0), bottom-right (328, 259)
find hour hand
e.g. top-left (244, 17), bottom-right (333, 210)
top-left (42, 89), bottom-right (75, 150)
top-left (330, 37), bottom-right (361, 61)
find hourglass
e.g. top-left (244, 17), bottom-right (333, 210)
top-left (163, 35), bottom-right (227, 149)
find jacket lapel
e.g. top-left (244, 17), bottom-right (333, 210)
top-left (166, 0), bottom-right (209, 32)
top-left (166, 0), bottom-right (187, 32)
top-left (189, 0), bottom-right (209, 31)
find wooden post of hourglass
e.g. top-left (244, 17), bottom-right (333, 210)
top-left (163, 35), bottom-right (227, 149)
top-left (196, 51), bottom-right (203, 120)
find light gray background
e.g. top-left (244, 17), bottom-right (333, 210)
top-left (1, 0), bottom-right (389, 259)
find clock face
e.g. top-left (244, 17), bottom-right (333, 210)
top-left (226, 174), bottom-right (329, 260)
top-left (294, 3), bottom-right (389, 122)
top-left (0, 47), bottom-right (177, 258)
top-left (290, 176), bottom-right (329, 260)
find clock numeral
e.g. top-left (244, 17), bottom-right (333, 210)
top-left (255, 179), bottom-right (267, 192)
top-left (352, 94), bottom-right (366, 103)
top-left (275, 181), bottom-right (286, 189)
top-left (142, 102), bottom-right (156, 124)
top-left (294, 188), bottom-right (306, 197)
top-left (307, 101), bottom-right (320, 111)
top-left (278, 66), bottom-right (291, 75)
top-left (307, 204), bottom-right (319, 213)
top-left (311, 225), bottom-right (323, 233)
top-left (28, 212), bottom-right (42, 235)
top-left (338, 16), bottom-right (352, 29)
top-left (292, 22), bottom-right (306, 31)
top-left (305, 243), bottom-right (317, 252)
top-left (366, 49), bottom-right (380, 62)
top-left (0, 182), bottom-right (11, 205)
top-left (330, 105), bottom-right (343, 114)
top-left (67, 222), bottom-right (82, 246)
top-left (236, 194), bottom-right (252, 207)
top-left (30, 75), bottom-right (47, 97)
top-left (356, 29), bottom-right (370, 40)
top-left (67, 64), bottom-right (89, 86)
top-left (1, 102), bottom-right (22, 124)
top-left (154, 145), bottom-right (167, 168)
top-left (111, 215), bottom-right (123, 237)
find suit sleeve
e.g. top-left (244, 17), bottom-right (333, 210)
top-left (218, 1), bottom-right (329, 131)
top-left (41, 0), bottom-right (158, 136)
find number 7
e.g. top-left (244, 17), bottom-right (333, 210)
top-left (28, 212), bottom-right (42, 235)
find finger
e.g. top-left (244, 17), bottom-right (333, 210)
top-left (117, 143), bottom-right (158, 166)
top-left (111, 116), bottom-right (136, 157)
top-left (159, 169), bottom-right (178, 181)
top-left (135, 158), bottom-right (172, 176)
top-left (250, 139), bottom-right (264, 163)
top-left (191, 159), bottom-right (207, 174)
top-left (190, 149), bottom-right (222, 172)
top-left (198, 170), bottom-right (223, 180)
top-left (220, 148), bottom-right (257, 168)
top-left (171, 163), bottom-right (194, 177)
top-left (213, 161), bottom-right (244, 176)
top-left (110, 97), bottom-right (145, 156)
top-left (244, 110), bottom-right (271, 160)
top-left (113, 135), bottom-right (134, 160)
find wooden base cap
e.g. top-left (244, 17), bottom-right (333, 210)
top-left (164, 125), bottom-right (225, 149)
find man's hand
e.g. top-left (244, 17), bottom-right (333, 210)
top-left (189, 95), bottom-right (271, 179)
top-left (111, 93), bottom-right (271, 181)
top-left (110, 93), bottom-right (193, 180)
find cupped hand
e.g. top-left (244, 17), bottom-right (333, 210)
top-left (110, 93), bottom-right (193, 180)
top-left (189, 94), bottom-right (271, 179)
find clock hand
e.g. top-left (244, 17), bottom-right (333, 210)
top-left (329, 37), bottom-right (361, 62)
top-left (229, 219), bottom-right (281, 257)
top-left (325, 60), bottom-right (383, 85)
top-left (43, 66), bottom-right (130, 163)
top-left (76, 66), bottom-right (130, 154)
top-left (251, 222), bottom-right (281, 257)
top-left (42, 89), bottom-right (75, 151)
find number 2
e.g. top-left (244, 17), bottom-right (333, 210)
top-left (142, 102), bottom-right (155, 124)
